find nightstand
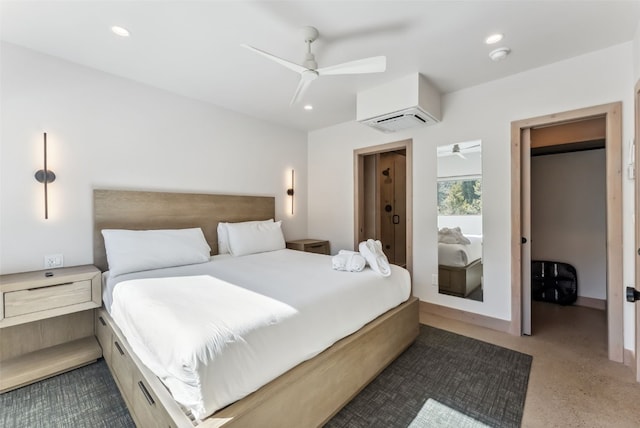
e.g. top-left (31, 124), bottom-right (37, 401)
top-left (286, 239), bottom-right (330, 255)
top-left (0, 265), bottom-right (102, 392)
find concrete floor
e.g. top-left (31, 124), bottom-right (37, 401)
top-left (420, 301), bottom-right (640, 427)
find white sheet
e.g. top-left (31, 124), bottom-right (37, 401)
top-left (108, 249), bottom-right (411, 420)
top-left (438, 234), bottom-right (482, 267)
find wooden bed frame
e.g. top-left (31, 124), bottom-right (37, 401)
top-left (93, 189), bottom-right (419, 427)
top-left (438, 259), bottom-right (482, 298)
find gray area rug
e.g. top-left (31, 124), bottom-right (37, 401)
top-left (326, 325), bottom-right (532, 428)
top-left (0, 325), bottom-right (531, 428)
top-left (0, 359), bottom-right (133, 428)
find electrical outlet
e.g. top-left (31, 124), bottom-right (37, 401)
top-left (44, 254), bottom-right (63, 269)
top-left (432, 273), bottom-right (438, 286)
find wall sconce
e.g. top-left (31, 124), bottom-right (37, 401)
top-left (34, 132), bottom-right (56, 219)
top-left (287, 169), bottom-right (295, 215)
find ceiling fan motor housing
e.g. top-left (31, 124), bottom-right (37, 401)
top-left (302, 26), bottom-right (319, 43)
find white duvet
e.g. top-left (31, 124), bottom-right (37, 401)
top-left (109, 249), bottom-right (411, 420)
top-left (438, 234), bottom-right (482, 267)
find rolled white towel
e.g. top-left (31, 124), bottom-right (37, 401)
top-left (332, 251), bottom-right (366, 272)
top-left (347, 253), bottom-right (366, 272)
top-left (359, 239), bottom-right (391, 277)
top-left (332, 254), bottom-right (348, 271)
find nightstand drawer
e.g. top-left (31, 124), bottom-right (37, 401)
top-left (286, 239), bottom-right (330, 255)
top-left (305, 242), bottom-right (330, 254)
top-left (4, 280), bottom-right (92, 318)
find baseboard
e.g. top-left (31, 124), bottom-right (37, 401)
top-left (575, 296), bottom-right (606, 311)
top-left (419, 301), bottom-right (512, 334)
top-left (623, 348), bottom-right (635, 369)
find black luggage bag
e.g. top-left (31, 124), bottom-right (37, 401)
top-left (531, 260), bottom-right (577, 305)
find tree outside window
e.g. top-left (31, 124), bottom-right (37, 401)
top-left (438, 177), bottom-right (482, 215)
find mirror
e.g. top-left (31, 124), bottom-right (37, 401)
top-left (436, 140), bottom-right (483, 301)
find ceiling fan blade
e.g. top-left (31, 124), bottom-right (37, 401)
top-left (241, 44), bottom-right (307, 74)
top-left (289, 76), bottom-right (313, 106)
top-left (317, 56), bottom-right (386, 76)
top-left (455, 152), bottom-right (467, 159)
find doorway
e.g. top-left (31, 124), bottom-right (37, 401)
top-left (511, 102), bottom-right (623, 363)
top-left (354, 140), bottom-right (413, 273)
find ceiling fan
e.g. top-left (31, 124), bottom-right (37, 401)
top-left (241, 26), bottom-right (386, 106)
top-left (438, 142), bottom-right (481, 159)
top-left (452, 144), bottom-right (466, 159)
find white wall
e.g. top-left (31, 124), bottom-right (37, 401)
top-left (0, 42), bottom-right (308, 274)
top-left (308, 42), bottom-right (635, 348)
top-left (531, 149), bottom-right (606, 300)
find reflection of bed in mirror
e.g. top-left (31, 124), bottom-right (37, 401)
top-left (438, 234), bottom-right (482, 297)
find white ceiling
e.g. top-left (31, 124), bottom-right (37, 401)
top-left (2, 1), bottom-right (639, 132)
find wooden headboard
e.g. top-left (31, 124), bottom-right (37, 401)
top-left (93, 189), bottom-right (275, 271)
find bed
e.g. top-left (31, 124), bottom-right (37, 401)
top-left (438, 233), bottom-right (483, 297)
top-left (93, 189), bottom-right (419, 428)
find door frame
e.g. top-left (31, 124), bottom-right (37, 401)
top-left (635, 80), bottom-right (640, 380)
top-left (521, 128), bottom-right (532, 335)
top-left (510, 102), bottom-right (623, 362)
top-left (354, 139), bottom-right (413, 274)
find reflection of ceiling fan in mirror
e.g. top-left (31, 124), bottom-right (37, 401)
top-left (438, 142), bottom-right (481, 159)
top-left (452, 144), bottom-right (466, 159)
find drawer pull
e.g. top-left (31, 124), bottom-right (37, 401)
top-left (98, 316), bottom-right (106, 326)
top-left (27, 282), bottom-right (72, 291)
top-left (138, 381), bottom-right (155, 406)
top-left (309, 244), bottom-right (323, 248)
top-left (114, 341), bottom-right (125, 356)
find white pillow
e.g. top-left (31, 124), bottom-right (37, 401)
top-left (217, 219), bottom-right (274, 254)
top-left (102, 228), bottom-right (211, 277)
top-left (226, 220), bottom-right (285, 256)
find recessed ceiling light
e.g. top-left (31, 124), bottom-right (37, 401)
top-left (303, 105), bottom-right (313, 111)
top-left (111, 26), bottom-right (130, 37)
top-left (489, 47), bottom-right (511, 61)
top-left (485, 33), bottom-right (503, 45)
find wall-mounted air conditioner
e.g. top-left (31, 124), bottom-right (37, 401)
top-left (357, 73), bottom-right (441, 133)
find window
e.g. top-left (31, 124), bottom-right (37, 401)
top-left (437, 176), bottom-right (482, 215)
